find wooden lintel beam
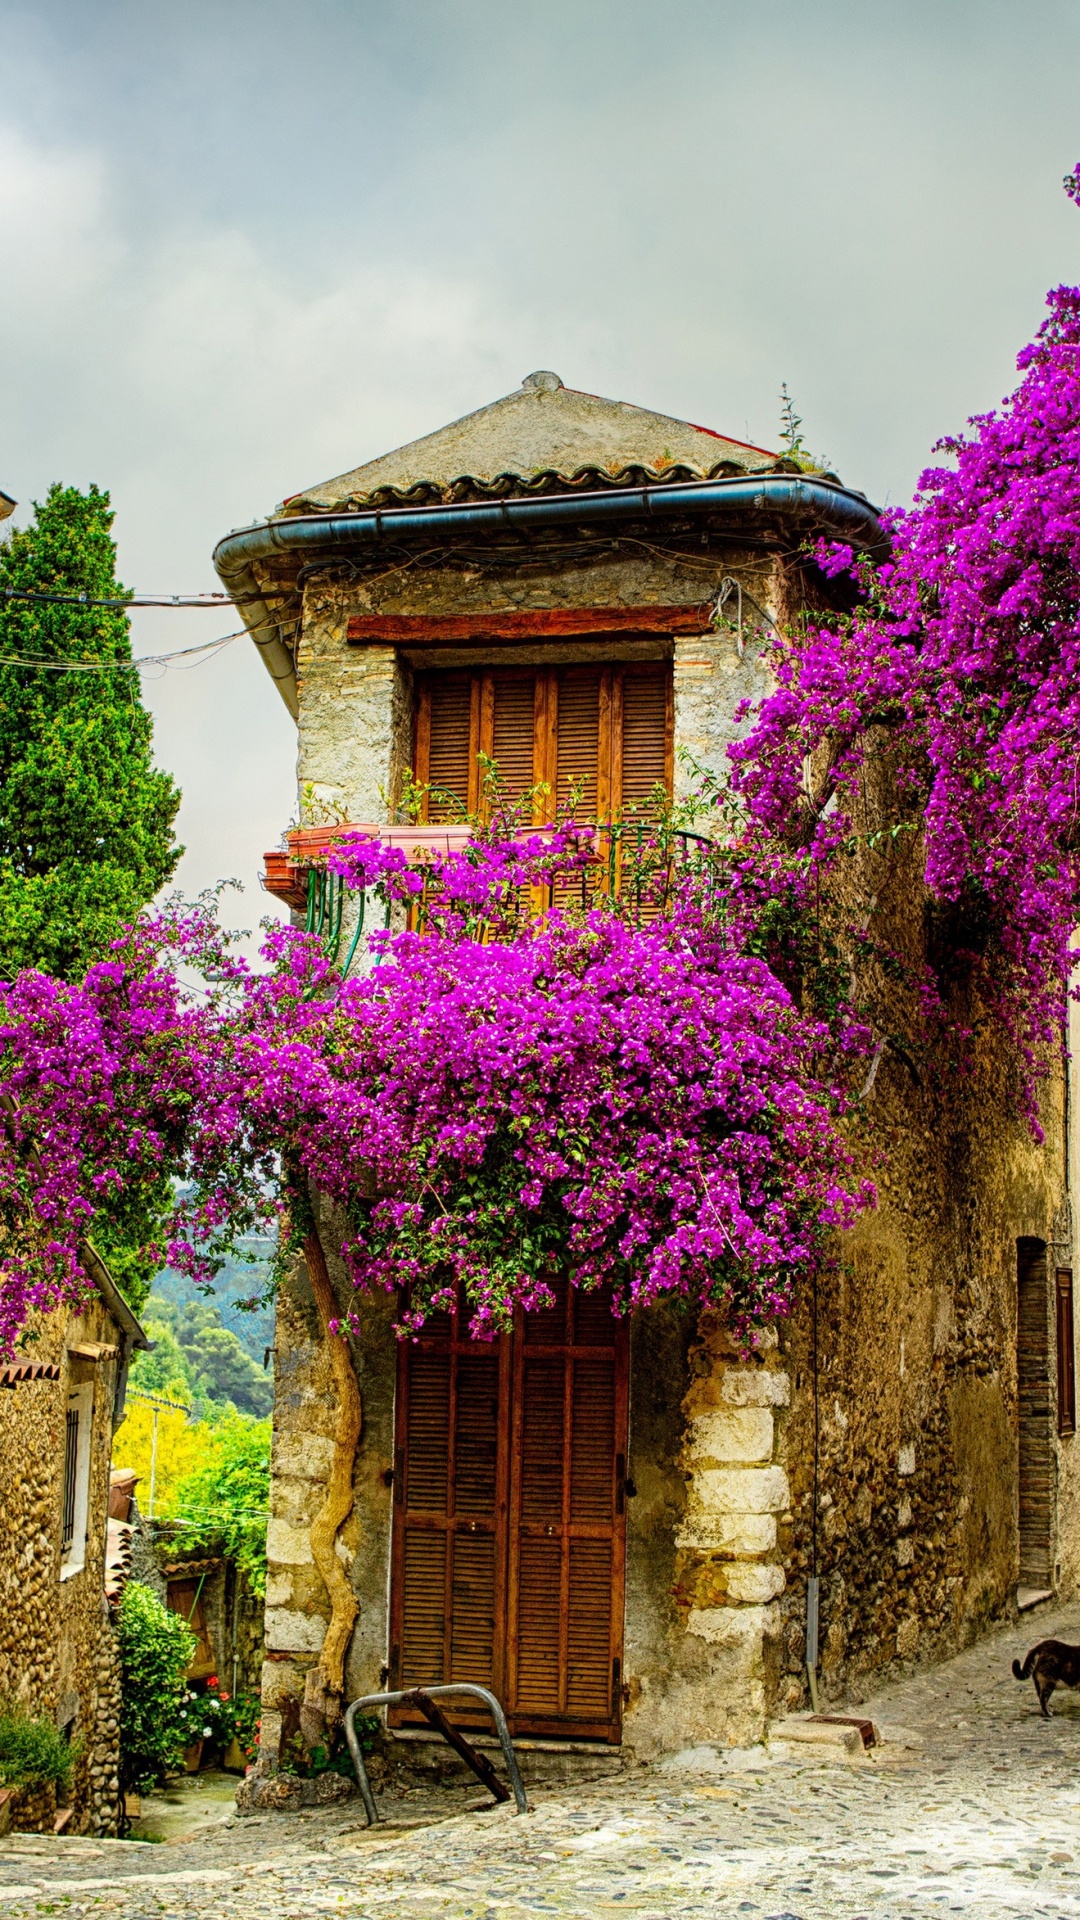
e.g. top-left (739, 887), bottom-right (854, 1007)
top-left (346, 605), bottom-right (713, 646)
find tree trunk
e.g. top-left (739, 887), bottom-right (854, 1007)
top-left (300, 1226), bottom-right (362, 1747)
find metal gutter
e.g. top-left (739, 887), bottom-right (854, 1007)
top-left (213, 473), bottom-right (885, 717)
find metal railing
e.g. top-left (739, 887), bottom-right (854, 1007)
top-left (291, 820), bottom-right (717, 972)
top-left (344, 1683), bottom-right (528, 1826)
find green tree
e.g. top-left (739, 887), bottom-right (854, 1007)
top-left (127, 1317), bottom-right (196, 1404)
top-left (116, 1582), bottom-right (194, 1795)
top-left (0, 484), bottom-right (181, 979)
top-left (131, 1299), bottom-right (273, 1417)
top-left (184, 1324), bottom-right (273, 1418)
top-left (171, 1415), bottom-right (271, 1596)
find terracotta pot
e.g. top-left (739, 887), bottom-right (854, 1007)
top-left (183, 1738), bottom-right (204, 1773)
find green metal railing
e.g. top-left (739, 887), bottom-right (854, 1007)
top-left (301, 821), bottom-right (716, 975)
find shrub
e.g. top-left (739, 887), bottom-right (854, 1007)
top-left (115, 1581), bottom-right (194, 1794)
top-left (0, 1707), bottom-right (77, 1791)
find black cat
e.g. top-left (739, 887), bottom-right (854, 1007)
top-left (1012, 1639), bottom-right (1080, 1717)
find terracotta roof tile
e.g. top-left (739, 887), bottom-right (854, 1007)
top-left (281, 372), bottom-right (785, 514)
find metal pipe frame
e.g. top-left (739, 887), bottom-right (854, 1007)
top-left (343, 1684), bottom-right (529, 1826)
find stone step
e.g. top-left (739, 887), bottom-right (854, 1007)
top-left (383, 1729), bottom-right (627, 1791)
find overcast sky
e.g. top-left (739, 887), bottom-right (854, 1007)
top-left (2, 0), bottom-right (1079, 927)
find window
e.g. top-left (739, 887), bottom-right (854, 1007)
top-left (414, 663), bottom-right (673, 823)
top-left (1057, 1268), bottom-right (1076, 1437)
top-left (60, 1382), bottom-right (94, 1578)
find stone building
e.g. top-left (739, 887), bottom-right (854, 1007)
top-left (215, 372), bottom-right (1080, 1764)
top-left (0, 1255), bottom-right (148, 1830)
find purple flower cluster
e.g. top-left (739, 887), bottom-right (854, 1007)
top-left (731, 167), bottom-right (1080, 1081)
top-left (0, 842), bottom-right (867, 1350)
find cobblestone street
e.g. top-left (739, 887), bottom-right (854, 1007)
top-left (4, 1602), bottom-right (1080, 1920)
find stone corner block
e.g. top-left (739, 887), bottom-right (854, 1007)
top-left (689, 1405), bottom-right (775, 1465)
top-left (721, 1368), bottom-right (791, 1408)
top-left (266, 1518), bottom-right (314, 1566)
top-left (687, 1601), bottom-right (782, 1648)
top-left (264, 1607), bottom-right (328, 1655)
top-left (723, 1562), bottom-right (785, 1605)
top-left (693, 1465), bottom-right (790, 1515)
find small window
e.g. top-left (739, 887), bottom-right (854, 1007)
top-left (1057, 1269), bottom-right (1076, 1437)
top-left (60, 1383), bottom-right (94, 1578)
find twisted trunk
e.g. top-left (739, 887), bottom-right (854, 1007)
top-left (300, 1226), bottom-right (362, 1745)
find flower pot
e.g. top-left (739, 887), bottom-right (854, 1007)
top-left (223, 1737), bottom-right (246, 1772)
top-left (183, 1738), bottom-right (205, 1773)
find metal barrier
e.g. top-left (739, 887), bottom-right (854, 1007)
top-left (343, 1684), bottom-right (529, 1826)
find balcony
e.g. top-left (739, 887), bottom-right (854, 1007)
top-left (262, 821), bottom-right (712, 965)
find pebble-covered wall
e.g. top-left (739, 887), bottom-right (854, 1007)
top-left (0, 1296), bottom-right (128, 1833)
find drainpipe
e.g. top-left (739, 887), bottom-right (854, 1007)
top-left (213, 473), bottom-right (886, 716)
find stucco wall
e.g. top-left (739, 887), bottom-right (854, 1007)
top-left (0, 1296), bottom-right (126, 1833)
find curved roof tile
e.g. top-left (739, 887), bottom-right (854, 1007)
top-left (282, 372), bottom-right (783, 514)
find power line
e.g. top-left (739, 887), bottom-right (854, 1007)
top-left (0, 631), bottom-right (245, 674)
top-left (1, 587), bottom-right (240, 610)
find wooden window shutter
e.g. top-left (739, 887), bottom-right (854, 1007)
top-left (1057, 1268), bottom-right (1076, 1437)
top-left (555, 670), bottom-right (603, 820)
top-left (618, 665), bottom-right (673, 817)
top-left (416, 672), bottom-right (475, 820)
top-left (490, 672), bottom-right (542, 811)
top-left (415, 660), bottom-right (673, 832)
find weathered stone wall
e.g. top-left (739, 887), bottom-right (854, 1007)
top-left (0, 1295), bottom-right (127, 1832)
top-left (772, 1012), bottom-right (1071, 1716)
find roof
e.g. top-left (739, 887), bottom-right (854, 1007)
top-left (104, 1518), bottom-right (135, 1605)
top-left (80, 1242), bottom-right (152, 1352)
top-left (0, 1360), bottom-right (61, 1389)
top-left (282, 370), bottom-right (782, 513)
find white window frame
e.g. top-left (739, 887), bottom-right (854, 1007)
top-left (60, 1381), bottom-right (95, 1580)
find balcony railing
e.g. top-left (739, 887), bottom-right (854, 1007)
top-left (262, 820), bottom-right (713, 968)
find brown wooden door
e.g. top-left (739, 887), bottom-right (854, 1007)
top-left (390, 1279), bottom-right (628, 1741)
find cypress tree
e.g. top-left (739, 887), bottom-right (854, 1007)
top-left (0, 484), bottom-right (181, 979)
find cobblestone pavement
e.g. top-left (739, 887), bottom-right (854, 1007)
top-left (5, 1601), bottom-right (1080, 1920)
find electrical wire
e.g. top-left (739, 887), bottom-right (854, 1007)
top-left (0, 631), bottom-right (244, 674)
top-left (0, 612), bottom-right (301, 676)
top-left (0, 587), bottom-right (243, 610)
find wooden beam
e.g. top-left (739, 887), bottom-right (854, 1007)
top-left (346, 605), bottom-right (712, 646)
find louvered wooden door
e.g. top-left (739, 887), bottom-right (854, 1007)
top-left (389, 1299), bottom-right (511, 1715)
top-left (390, 1281), bottom-right (628, 1741)
top-left (507, 1277), bottom-right (629, 1738)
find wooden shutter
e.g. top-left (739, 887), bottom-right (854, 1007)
top-left (1058, 1268), bottom-right (1076, 1437)
top-left (506, 1276), bottom-right (628, 1739)
top-left (554, 669), bottom-right (603, 819)
top-left (416, 673), bottom-right (476, 820)
top-left (618, 665), bottom-right (674, 817)
top-left (166, 1579), bottom-right (217, 1678)
top-left (416, 662), bottom-right (672, 825)
top-left (389, 1296), bottom-right (510, 1724)
top-left (490, 673), bottom-right (541, 811)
